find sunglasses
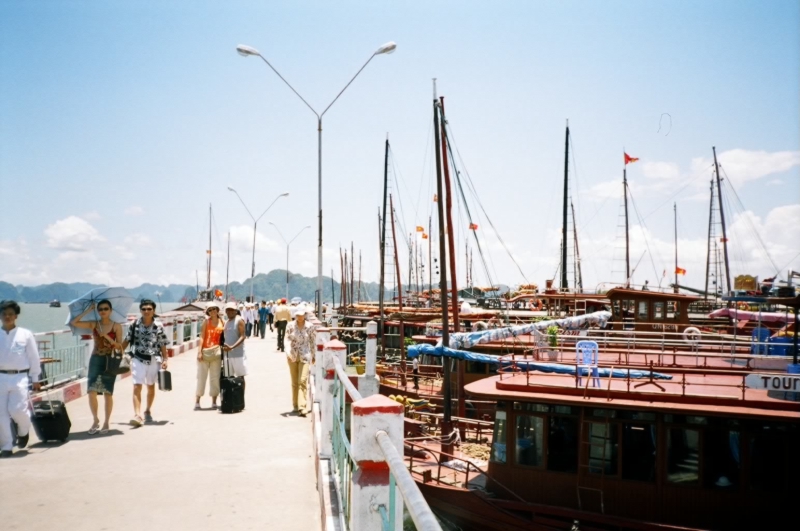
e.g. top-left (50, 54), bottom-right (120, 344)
top-left (98, 307), bottom-right (111, 312)
top-left (141, 307), bottom-right (155, 312)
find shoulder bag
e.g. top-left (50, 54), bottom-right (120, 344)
top-left (106, 322), bottom-right (134, 376)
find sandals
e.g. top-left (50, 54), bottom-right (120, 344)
top-left (88, 422), bottom-right (100, 435)
top-left (130, 416), bottom-right (144, 427)
top-left (194, 404), bottom-right (201, 411)
top-left (100, 426), bottom-right (109, 435)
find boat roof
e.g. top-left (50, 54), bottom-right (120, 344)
top-left (465, 372), bottom-right (800, 420)
top-left (606, 287), bottom-right (701, 302)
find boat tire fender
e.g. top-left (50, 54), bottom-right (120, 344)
top-left (683, 326), bottom-right (702, 345)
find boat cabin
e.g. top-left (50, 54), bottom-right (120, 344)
top-left (606, 287), bottom-right (699, 333)
top-left (466, 367), bottom-right (800, 530)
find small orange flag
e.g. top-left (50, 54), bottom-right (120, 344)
top-left (469, 223), bottom-right (479, 230)
top-left (720, 237), bottom-right (728, 243)
top-left (416, 226), bottom-right (424, 232)
top-left (422, 233), bottom-right (428, 239)
top-left (624, 152), bottom-right (639, 165)
top-left (675, 267), bottom-right (687, 275)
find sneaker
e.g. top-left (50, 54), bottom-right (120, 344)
top-left (130, 416), bottom-right (143, 427)
top-left (16, 432), bottom-right (29, 449)
top-left (194, 404), bottom-right (201, 411)
top-left (144, 411), bottom-right (154, 423)
top-left (0, 450), bottom-right (12, 458)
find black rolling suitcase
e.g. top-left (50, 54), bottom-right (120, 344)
top-left (220, 350), bottom-right (244, 414)
top-left (31, 394), bottom-right (71, 443)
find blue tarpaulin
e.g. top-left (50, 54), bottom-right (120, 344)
top-left (407, 343), bottom-right (672, 380)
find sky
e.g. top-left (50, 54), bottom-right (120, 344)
top-left (1, 0), bottom-right (798, 295)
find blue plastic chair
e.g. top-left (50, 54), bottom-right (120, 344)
top-left (750, 327), bottom-right (770, 355)
top-left (576, 340), bottom-right (601, 388)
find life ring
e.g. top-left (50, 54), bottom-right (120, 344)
top-left (530, 299), bottom-right (543, 311)
top-left (737, 302), bottom-right (750, 311)
top-left (683, 326), bottom-right (702, 345)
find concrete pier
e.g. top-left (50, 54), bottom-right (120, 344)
top-left (0, 327), bottom-right (321, 531)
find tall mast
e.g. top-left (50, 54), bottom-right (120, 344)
top-left (207, 204), bottom-right (212, 291)
top-left (571, 201), bottom-right (583, 291)
top-left (358, 250), bottom-right (362, 304)
top-left (704, 180), bottom-right (714, 301)
top-left (674, 202), bottom-right (679, 293)
top-left (561, 122), bottom-right (570, 291)
top-left (713, 146), bottom-right (732, 296)
top-left (428, 215), bottom-right (432, 297)
top-left (390, 195), bottom-right (403, 311)
top-left (379, 136), bottom-right (390, 343)
top-left (433, 80), bottom-right (453, 433)
top-left (439, 95), bottom-right (464, 423)
top-left (624, 167), bottom-right (631, 286)
top-left (350, 242), bottom-right (355, 306)
top-left (225, 232), bottom-right (230, 301)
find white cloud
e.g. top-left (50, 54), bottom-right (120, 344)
top-left (690, 149), bottom-right (800, 187)
top-left (44, 216), bottom-right (105, 252)
top-left (124, 233), bottom-right (152, 246)
top-left (641, 161), bottom-right (680, 182)
top-left (83, 211), bottom-right (102, 221)
top-left (229, 225), bottom-right (280, 253)
top-left (767, 179), bottom-right (783, 186)
top-left (124, 206), bottom-right (144, 216)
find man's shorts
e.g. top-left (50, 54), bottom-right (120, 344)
top-left (131, 357), bottom-right (161, 385)
top-left (224, 355), bottom-right (248, 377)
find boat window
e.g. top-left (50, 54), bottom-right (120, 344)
top-left (591, 409), bottom-right (616, 418)
top-left (514, 402), bottom-right (549, 413)
top-left (749, 428), bottom-right (786, 492)
top-left (666, 301), bottom-right (676, 319)
top-left (637, 301), bottom-right (649, 320)
top-left (588, 423), bottom-right (618, 475)
top-left (621, 423), bottom-right (656, 482)
top-left (491, 411), bottom-right (507, 464)
top-left (616, 410), bottom-right (656, 422)
top-left (653, 302), bottom-right (664, 320)
top-left (622, 300), bottom-right (635, 319)
top-left (552, 405), bottom-right (575, 415)
top-left (703, 429), bottom-right (740, 490)
top-left (665, 415), bottom-right (707, 425)
top-left (547, 416), bottom-right (579, 472)
top-left (612, 300), bottom-right (621, 317)
top-left (515, 415), bottom-right (544, 467)
top-left (667, 428), bottom-right (700, 485)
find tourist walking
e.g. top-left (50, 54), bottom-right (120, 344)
top-left (267, 300), bottom-right (275, 332)
top-left (70, 300), bottom-right (124, 434)
top-left (285, 304), bottom-right (315, 416)
top-left (222, 302), bottom-right (248, 386)
top-left (0, 300), bottom-right (41, 457)
top-left (412, 356), bottom-right (420, 391)
top-left (243, 303), bottom-right (255, 338)
top-left (120, 299), bottom-right (168, 426)
top-left (274, 298), bottom-right (290, 352)
top-left (196, 302), bottom-right (223, 410)
top-left (258, 301), bottom-right (268, 339)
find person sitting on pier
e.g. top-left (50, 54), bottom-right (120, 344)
top-left (120, 299), bottom-right (169, 427)
top-left (70, 299), bottom-right (124, 434)
top-left (285, 304), bottom-right (315, 417)
top-left (0, 300), bottom-right (41, 457)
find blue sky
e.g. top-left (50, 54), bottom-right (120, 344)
top-left (1, 0), bottom-right (798, 293)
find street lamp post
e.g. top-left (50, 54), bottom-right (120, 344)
top-left (236, 41), bottom-right (396, 317)
top-left (228, 188), bottom-right (289, 302)
top-left (270, 222), bottom-right (311, 301)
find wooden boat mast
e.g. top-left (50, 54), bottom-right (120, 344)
top-left (713, 146), bottom-right (732, 295)
top-left (561, 122), bottom-right (570, 291)
top-left (390, 194), bottom-right (403, 311)
top-left (432, 80), bottom-right (454, 438)
top-left (379, 136), bottom-right (390, 344)
top-left (624, 165), bottom-right (631, 286)
top-left (439, 95), bottom-right (465, 421)
top-left (674, 202), bottom-right (679, 294)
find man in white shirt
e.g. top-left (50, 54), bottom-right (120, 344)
top-left (0, 300), bottom-right (41, 457)
top-left (243, 303), bottom-right (255, 338)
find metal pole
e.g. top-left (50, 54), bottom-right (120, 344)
top-left (286, 243), bottom-right (290, 300)
top-left (251, 220), bottom-right (257, 302)
top-left (624, 168), bottom-right (630, 286)
top-left (561, 122), bottom-right (570, 291)
top-left (704, 179), bottom-right (714, 301)
top-left (317, 118), bottom-right (323, 317)
top-left (713, 146), bottom-right (732, 296)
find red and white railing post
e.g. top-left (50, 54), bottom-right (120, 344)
top-left (314, 327), bottom-right (330, 404)
top-left (321, 338), bottom-right (347, 457)
top-left (350, 394), bottom-right (404, 530)
top-left (358, 321), bottom-right (379, 397)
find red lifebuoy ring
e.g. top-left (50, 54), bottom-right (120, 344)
top-left (737, 302), bottom-right (750, 311)
top-left (533, 299), bottom-right (543, 311)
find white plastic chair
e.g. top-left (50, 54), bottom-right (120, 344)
top-left (576, 340), bottom-right (601, 388)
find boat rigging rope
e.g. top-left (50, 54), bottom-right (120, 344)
top-left (626, 187), bottom-right (667, 287)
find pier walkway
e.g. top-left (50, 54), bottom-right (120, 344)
top-left (0, 328), bottom-right (320, 531)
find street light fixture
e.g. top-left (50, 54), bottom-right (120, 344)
top-left (236, 40), bottom-right (396, 317)
top-left (228, 188), bottom-right (289, 301)
top-left (270, 222), bottom-right (311, 300)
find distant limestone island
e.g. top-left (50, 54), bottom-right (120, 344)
top-left (0, 269), bottom-right (379, 304)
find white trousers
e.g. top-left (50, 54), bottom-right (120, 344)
top-left (196, 357), bottom-right (221, 398)
top-left (0, 373), bottom-right (31, 451)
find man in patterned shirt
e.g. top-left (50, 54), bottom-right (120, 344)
top-left (120, 299), bottom-right (169, 426)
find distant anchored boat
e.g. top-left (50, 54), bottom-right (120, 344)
top-left (49, 299), bottom-right (61, 307)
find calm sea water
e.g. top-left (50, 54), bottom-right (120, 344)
top-left (17, 302), bottom-right (184, 334)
